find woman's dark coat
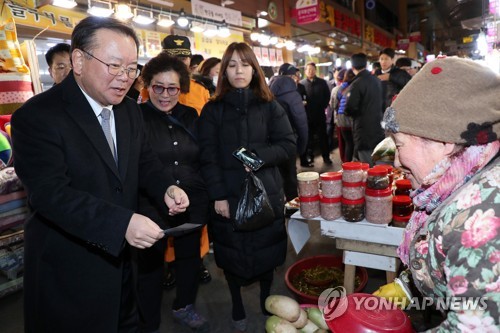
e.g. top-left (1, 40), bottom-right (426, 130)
top-left (197, 88), bottom-right (296, 280)
top-left (138, 101), bottom-right (208, 228)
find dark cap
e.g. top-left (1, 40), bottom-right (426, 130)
top-left (279, 63), bottom-right (299, 76)
top-left (161, 35), bottom-right (192, 57)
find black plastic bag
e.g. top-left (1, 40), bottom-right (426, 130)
top-left (234, 172), bottom-right (275, 231)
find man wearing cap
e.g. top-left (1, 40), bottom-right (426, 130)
top-left (344, 53), bottom-right (384, 165)
top-left (269, 63), bottom-right (308, 200)
top-left (161, 35), bottom-right (210, 115)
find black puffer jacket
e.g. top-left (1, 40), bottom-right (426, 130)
top-left (375, 66), bottom-right (411, 111)
top-left (269, 75), bottom-right (308, 155)
top-left (138, 101), bottom-right (209, 229)
top-left (344, 69), bottom-right (385, 152)
top-left (198, 88), bottom-right (296, 279)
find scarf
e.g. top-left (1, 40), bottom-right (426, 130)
top-left (398, 140), bottom-right (500, 266)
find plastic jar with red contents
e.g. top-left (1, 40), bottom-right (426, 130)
top-left (392, 214), bottom-right (412, 228)
top-left (342, 181), bottom-right (364, 200)
top-left (374, 164), bottom-right (394, 186)
top-left (320, 172), bottom-right (342, 198)
top-left (299, 195), bottom-right (320, 218)
top-left (341, 197), bottom-right (365, 222)
top-left (365, 188), bottom-right (393, 224)
top-left (395, 179), bottom-right (412, 196)
top-left (297, 172), bottom-right (319, 197)
top-left (392, 195), bottom-right (413, 216)
top-left (342, 162), bottom-right (364, 183)
top-left (366, 168), bottom-right (390, 190)
top-left (320, 196), bottom-right (342, 220)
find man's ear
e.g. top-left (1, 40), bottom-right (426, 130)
top-left (71, 49), bottom-right (84, 75)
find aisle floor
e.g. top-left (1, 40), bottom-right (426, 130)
top-left (0, 150), bottom-right (440, 332)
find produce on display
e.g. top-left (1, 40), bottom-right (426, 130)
top-left (264, 295), bottom-right (332, 332)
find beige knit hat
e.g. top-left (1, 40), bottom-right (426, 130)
top-left (382, 57), bottom-right (500, 145)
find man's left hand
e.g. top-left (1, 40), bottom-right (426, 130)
top-left (164, 185), bottom-right (189, 215)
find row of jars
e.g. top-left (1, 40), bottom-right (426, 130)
top-left (296, 165), bottom-right (414, 226)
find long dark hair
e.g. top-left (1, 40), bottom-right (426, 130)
top-left (213, 42), bottom-right (273, 102)
top-left (199, 57), bottom-right (221, 77)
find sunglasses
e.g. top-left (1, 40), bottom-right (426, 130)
top-left (151, 85), bottom-right (181, 96)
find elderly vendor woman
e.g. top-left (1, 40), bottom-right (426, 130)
top-left (379, 57), bottom-right (499, 332)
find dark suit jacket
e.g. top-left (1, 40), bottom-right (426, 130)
top-left (11, 73), bottom-right (171, 333)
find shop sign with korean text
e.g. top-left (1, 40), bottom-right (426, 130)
top-left (2, 0), bottom-right (86, 34)
top-left (191, 0), bottom-right (242, 26)
top-left (292, 0), bottom-right (320, 25)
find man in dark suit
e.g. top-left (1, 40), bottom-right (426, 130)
top-left (300, 62), bottom-right (332, 167)
top-left (11, 17), bottom-right (189, 333)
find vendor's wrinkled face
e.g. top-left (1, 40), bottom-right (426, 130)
top-left (392, 133), bottom-right (453, 189)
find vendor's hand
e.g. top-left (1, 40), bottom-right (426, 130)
top-left (126, 213), bottom-right (164, 249)
top-left (164, 185), bottom-right (189, 216)
top-left (372, 279), bottom-right (411, 309)
top-left (215, 200), bottom-right (230, 219)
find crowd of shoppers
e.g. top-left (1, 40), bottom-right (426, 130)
top-left (13, 16), bottom-right (497, 333)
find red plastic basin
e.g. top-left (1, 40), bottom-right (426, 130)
top-left (285, 255), bottom-right (368, 304)
top-left (326, 293), bottom-right (415, 333)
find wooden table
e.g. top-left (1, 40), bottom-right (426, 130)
top-left (289, 211), bottom-right (404, 294)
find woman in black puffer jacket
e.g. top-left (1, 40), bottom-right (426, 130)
top-left (198, 42), bottom-right (296, 332)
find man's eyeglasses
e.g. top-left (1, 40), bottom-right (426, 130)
top-left (80, 49), bottom-right (140, 80)
top-left (151, 85), bottom-right (180, 96)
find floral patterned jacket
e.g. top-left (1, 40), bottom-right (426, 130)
top-left (409, 157), bottom-right (499, 332)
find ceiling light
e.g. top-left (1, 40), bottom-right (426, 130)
top-left (269, 35), bottom-right (278, 45)
top-left (115, 3), bottom-right (133, 20)
top-left (147, 0), bottom-right (173, 7)
top-left (52, 0), bottom-right (77, 9)
top-left (157, 13), bottom-right (175, 27)
top-left (257, 17), bottom-right (268, 28)
top-left (218, 20), bottom-right (230, 38)
top-left (176, 9), bottom-right (189, 27)
top-left (257, 10), bottom-right (268, 17)
top-left (285, 40), bottom-right (296, 50)
top-left (87, 0), bottom-right (114, 17)
top-left (190, 21), bottom-right (205, 33)
top-left (250, 28), bottom-right (260, 41)
top-left (133, 8), bottom-right (155, 25)
top-left (275, 39), bottom-right (286, 48)
top-left (203, 24), bottom-right (218, 37)
top-left (221, 0), bottom-right (234, 7)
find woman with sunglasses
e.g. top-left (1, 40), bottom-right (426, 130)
top-left (136, 53), bottom-right (210, 332)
